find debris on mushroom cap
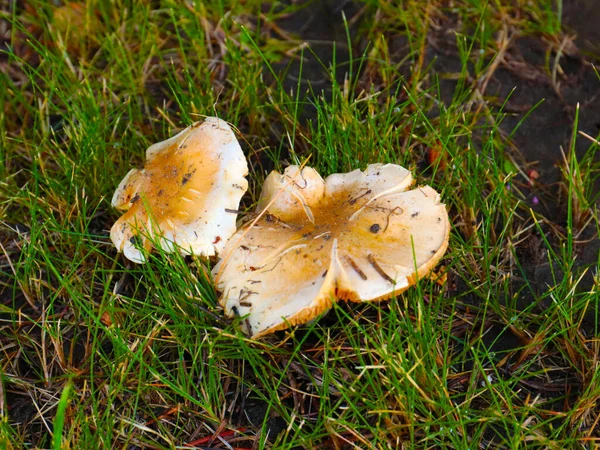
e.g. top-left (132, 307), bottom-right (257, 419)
top-left (256, 165), bottom-right (325, 223)
top-left (110, 117), bottom-right (248, 263)
top-left (213, 163), bottom-right (450, 338)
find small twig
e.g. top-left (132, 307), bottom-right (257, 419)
top-left (578, 130), bottom-right (600, 146)
top-left (185, 427), bottom-right (248, 447)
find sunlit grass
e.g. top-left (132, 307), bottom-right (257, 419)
top-left (1, 0), bottom-right (599, 448)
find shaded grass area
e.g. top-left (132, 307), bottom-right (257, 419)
top-left (1, 0), bottom-right (599, 448)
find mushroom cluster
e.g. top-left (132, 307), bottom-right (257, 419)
top-left (111, 118), bottom-right (449, 337)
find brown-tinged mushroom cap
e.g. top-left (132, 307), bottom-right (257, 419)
top-left (110, 117), bottom-right (248, 263)
top-left (213, 163), bottom-right (449, 338)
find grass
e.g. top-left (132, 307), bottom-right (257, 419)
top-left (1, 0), bottom-right (599, 448)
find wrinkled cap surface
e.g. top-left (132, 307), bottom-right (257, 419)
top-left (111, 117), bottom-right (248, 263)
top-left (213, 163), bottom-right (450, 338)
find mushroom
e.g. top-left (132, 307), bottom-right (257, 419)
top-left (213, 163), bottom-right (450, 338)
top-left (110, 117), bottom-right (248, 263)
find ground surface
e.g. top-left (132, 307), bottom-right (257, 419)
top-left (1, 1), bottom-right (599, 449)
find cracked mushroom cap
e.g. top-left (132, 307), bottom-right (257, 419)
top-left (110, 117), bottom-right (248, 263)
top-left (213, 163), bottom-right (450, 338)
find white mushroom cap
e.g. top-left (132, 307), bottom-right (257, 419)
top-left (110, 117), bottom-right (248, 263)
top-left (256, 165), bottom-right (325, 223)
top-left (213, 163), bottom-right (449, 338)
